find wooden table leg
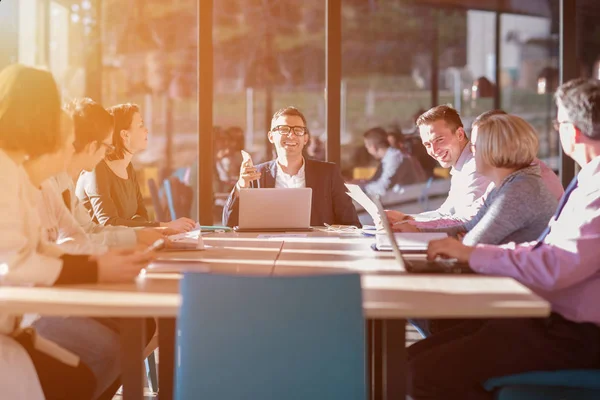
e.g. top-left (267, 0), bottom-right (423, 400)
top-left (367, 319), bottom-right (406, 400)
top-left (158, 318), bottom-right (176, 400)
top-left (120, 318), bottom-right (145, 400)
top-left (382, 319), bottom-right (406, 399)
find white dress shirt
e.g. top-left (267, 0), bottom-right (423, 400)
top-left (416, 145), bottom-right (492, 222)
top-left (275, 158), bottom-right (306, 189)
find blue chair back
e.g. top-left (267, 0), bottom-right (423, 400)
top-left (485, 369), bottom-right (600, 399)
top-left (175, 273), bottom-right (366, 400)
top-left (147, 178), bottom-right (168, 222)
top-left (163, 177), bottom-right (193, 220)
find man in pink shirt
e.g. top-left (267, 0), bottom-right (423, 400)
top-left (408, 78), bottom-right (600, 400)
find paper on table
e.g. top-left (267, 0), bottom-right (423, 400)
top-left (344, 184), bottom-right (380, 224)
top-left (167, 229), bottom-right (205, 250)
top-left (375, 232), bottom-right (447, 251)
top-left (257, 234), bottom-right (309, 240)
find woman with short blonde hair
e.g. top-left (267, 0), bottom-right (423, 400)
top-left (474, 114), bottom-right (538, 170)
top-left (395, 112), bottom-right (558, 247)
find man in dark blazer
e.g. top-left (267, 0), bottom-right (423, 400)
top-left (222, 106), bottom-right (360, 228)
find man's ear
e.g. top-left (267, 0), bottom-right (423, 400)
top-left (267, 130), bottom-right (274, 144)
top-left (455, 127), bottom-right (467, 141)
top-left (572, 125), bottom-right (585, 144)
top-left (120, 129), bottom-right (128, 140)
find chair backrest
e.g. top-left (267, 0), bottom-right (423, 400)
top-left (147, 178), bottom-right (168, 222)
top-left (163, 177), bottom-right (193, 220)
top-left (175, 273), bottom-right (366, 400)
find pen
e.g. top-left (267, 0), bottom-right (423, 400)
top-left (392, 220), bottom-right (412, 226)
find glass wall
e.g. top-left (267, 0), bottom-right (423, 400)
top-left (213, 0), bottom-right (326, 164)
top-left (500, 11), bottom-right (559, 169)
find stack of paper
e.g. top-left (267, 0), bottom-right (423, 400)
top-left (167, 229), bottom-right (205, 250)
top-left (375, 232), bottom-right (447, 252)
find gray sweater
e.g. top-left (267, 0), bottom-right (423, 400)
top-left (433, 165), bottom-right (558, 246)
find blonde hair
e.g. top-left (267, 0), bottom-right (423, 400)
top-left (474, 114), bottom-right (538, 169)
top-left (0, 64), bottom-right (62, 158)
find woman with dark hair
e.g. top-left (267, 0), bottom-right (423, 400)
top-left (0, 64), bottom-right (154, 399)
top-left (39, 98), bottom-right (165, 251)
top-left (76, 103), bottom-right (195, 231)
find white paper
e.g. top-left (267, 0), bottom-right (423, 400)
top-left (375, 232), bottom-right (447, 251)
top-left (345, 184), bottom-right (380, 224)
top-left (256, 234), bottom-right (308, 240)
top-left (167, 229), bottom-right (205, 250)
top-left (241, 150), bottom-right (254, 167)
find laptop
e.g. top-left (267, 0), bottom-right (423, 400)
top-left (235, 188), bottom-right (313, 232)
top-left (373, 196), bottom-right (473, 274)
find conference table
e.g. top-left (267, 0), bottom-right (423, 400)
top-left (0, 230), bottom-right (551, 400)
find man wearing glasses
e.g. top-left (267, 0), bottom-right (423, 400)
top-left (222, 106), bottom-right (360, 227)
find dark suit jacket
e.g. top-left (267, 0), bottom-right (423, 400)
top-left (222, 159), bottom-right (361, 228)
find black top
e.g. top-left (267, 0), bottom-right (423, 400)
top-left (222, 159), bottom-right (361, 228)
top-left (76, 160), bottom-right (159, 227)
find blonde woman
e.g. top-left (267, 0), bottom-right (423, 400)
top-left (395, 114), bottom-right (558, 247)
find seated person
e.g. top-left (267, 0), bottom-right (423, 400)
top-left (387, 106), bottom-right (493, 224)
top-left (361, 127), bottom-right (426, 196)
top-left (472, 109), bottom-right (564, 200)
top-left (387, 106), bottom-right (563, 228)
top-left (76, 103), bottom-right (195, 231)
top-left (43, 99), bottom-right (164, 251)
top-left (394, 114), bottom-right (558, 246)
top-left (0, 64), bottom-right (154, 399)
top-left (222, 106), bottom-right (360, 227)
top-left (408, 78), bottom-right (600, 400)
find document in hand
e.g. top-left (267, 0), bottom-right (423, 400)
top-left (375, 232), bottom-right (447, 252)
top-left (344, 184), bottom-right (380, 224)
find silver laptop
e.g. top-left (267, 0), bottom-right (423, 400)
top-left (373, 196), bottom-right (473, 274)
top-left (236, 188), bottom-right (313, 232)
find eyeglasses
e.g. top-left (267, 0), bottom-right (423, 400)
top-left (271, 125), bottom-right (307, 136)
top-left (100, 142), bottom-right (116, 153)
top-left (553, 119), bottom-right (572, 131)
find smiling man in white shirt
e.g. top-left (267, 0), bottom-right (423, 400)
top-left (386, 105), bottom-right (493, 225)
top-left (223, 106), bottom-right (360, 227)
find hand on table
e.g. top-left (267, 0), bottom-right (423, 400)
top-left (135, 228), bottom-right (167, 246)
top-left (160, 218), bottom-right (196, 232)
top-left (94, 248), bottom-right (155, 283)
top-left (391, 221), bottom-right (420, 233)
top-left (384, 210), bottom-right (414, 225)
top-left (426, 237), bottom-right (474, 263)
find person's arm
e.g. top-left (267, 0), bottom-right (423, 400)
top-left (462, 181), bottom-right (542, 246)
top-left (364, 152), bottom-right (402, 196)
top-left (470, 198), bottom-right (600, 292)
top-left (330, 164), bottom-right (361, 227)
top-left (0, 174), bottom-right (98, 287)
top-left (40, 181), bottom-right (108, 255)
top-left (417, 170), bottom-right (492, 223)
top-left (71, 184), bottom-right (137, 247)
top-left (79, 167), bottom-right (158, 228)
